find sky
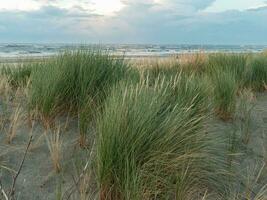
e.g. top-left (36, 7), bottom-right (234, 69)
top-left (0, 0), bottom-right (266, 44)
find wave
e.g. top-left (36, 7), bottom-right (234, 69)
top-left (0, 44), bottom-right (266, 58)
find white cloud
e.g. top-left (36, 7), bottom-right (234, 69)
top-left (0, 0), bottom-right (124, 15)
top-left (205, 0), bottom-right (267, 12)
top-left (0, 0), bottom-right (266, 44)
top-left (0, 0), bottom-right (40, 11)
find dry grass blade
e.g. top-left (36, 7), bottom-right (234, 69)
top-left (6, 106), bottom-right (22, 144)
top-left (45, 127), bottom-right (63, 173)
top-left (0, 180), bottom-right (9, 200)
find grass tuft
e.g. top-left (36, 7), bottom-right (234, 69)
top-left (245, 55), bottom-right (267, 91)
top-left (1, 64), bottom-right (33, 88)
top-left (212, 71), bottom-right (237, 120)
top-left (6, 105), bottom-right (22, 144)
top-left (45, 126), bottom-right (63, 173)
top-left (207, 53), bottom-right (248, 87)
top-left (29, 50), bottom-right (129, 143)
top-left (96, 80), bottom-right (223, 200)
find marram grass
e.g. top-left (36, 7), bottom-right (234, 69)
top-left (245, 55), bottom-right (267, 91)
top-left (207, 53), bottom-right (248, 87)
top-left (1, 64), bottom-right (33, 88)
top-left (164, 72), bottom-right (211, 115)
top-left (212, 71), bottom-right (237, 120)
top-left (29, 50), bottom-right (129, 124)
top-left (96, 79), bottom-right (228, 200)
top-left (140, 53), bottom-right (207, 84)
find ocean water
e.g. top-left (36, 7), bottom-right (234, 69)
top-left (0, 44), bottom-right (266, 58)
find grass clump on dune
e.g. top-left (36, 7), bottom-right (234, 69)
top-left (139, 53), bottom-right (207, 84)
top-left (179, 52), bottom-right (208, 74)
top-left (206, 54), bottom-right (247, 120)
top-left (140, 58), bottom-right (182, 83)
top-left (207, 53), bottom-right (248, 87)
top-left (29, 50), bottom-right (128, 118)
top-left (96, 79), bottom-right (225, 200)
top-left (245, 55), bottom-right (267, 91)
top-left (29, 61), bottom-right (61, 121)
top-left (1, 64), bottom-right (33, 88)
top-left (164, 73), bottom-right (211, 115)
top-left (29, 50), bottom-right (129, 145)
top-left (212, 71), bottom-right (237, 120)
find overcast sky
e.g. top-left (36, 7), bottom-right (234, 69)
top-left (0, 0), bottom-right (266, 44)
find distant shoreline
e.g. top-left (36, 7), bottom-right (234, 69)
top-left (0, 43), bottom-right (266, 64)
top-left (0, 51), bottom-right (264, 64)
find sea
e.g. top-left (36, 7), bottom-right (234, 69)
top-left (0, 44), bottom-right (266, 58)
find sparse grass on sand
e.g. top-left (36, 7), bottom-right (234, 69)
top-left (0, 51), bottom-right (267, 200)
top-left (45, 126), bottom-right (63, 173)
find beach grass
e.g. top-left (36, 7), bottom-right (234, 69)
top-left (1, 64), bottom-right (33, 88)
top-left (28, 50), bottom-right (128, 126)
top-left (212, 71), bottom-right (238, 120)
top-left (207, 53), bottom-right (248, 87)
top-left (96, 81), bottom-right (219, 200)
top-left (0, 50), bottom-right (267, 199)
top-left (45, 126), bottom-right (63, 173)
top-left (245, 55), bottom-right (267, 91)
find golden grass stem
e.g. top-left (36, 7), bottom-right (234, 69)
top-left (7, 106), bottom-right (22, 144)
top-left (45, 127), bottom-right (63, 173)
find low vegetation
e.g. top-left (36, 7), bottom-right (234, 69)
top-left (45, 126), bottom-right (63, 173)
top-left (207, 53), bottom-right (248, 87)
top-left (1, 64), bottom-right (33, 88)
top-left (0, 50), bottom-right (267, 199)
top-left (245, 55), bottom-right (267, 91)
top-left (28, 50), bottom-right (129, 145)
top-left (29, 51), bottom-right (128, 117)
top-left (96, 80), bottom-right (231, 200)
top-left (212, 71), bottom-right (237, 120)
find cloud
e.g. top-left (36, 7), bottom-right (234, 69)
top-left (247, 5), bottom-right (267, 11)
top-left (121, 0), bottom-right (216, 16)
top-left (0, 5), bottom-right (100, 42)
top-left (0, 0), bottom-right (266, 44)
top-left (163, 0), bottom-right (216, 11)
top-left (89, 0), bottom-right (267, 44)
